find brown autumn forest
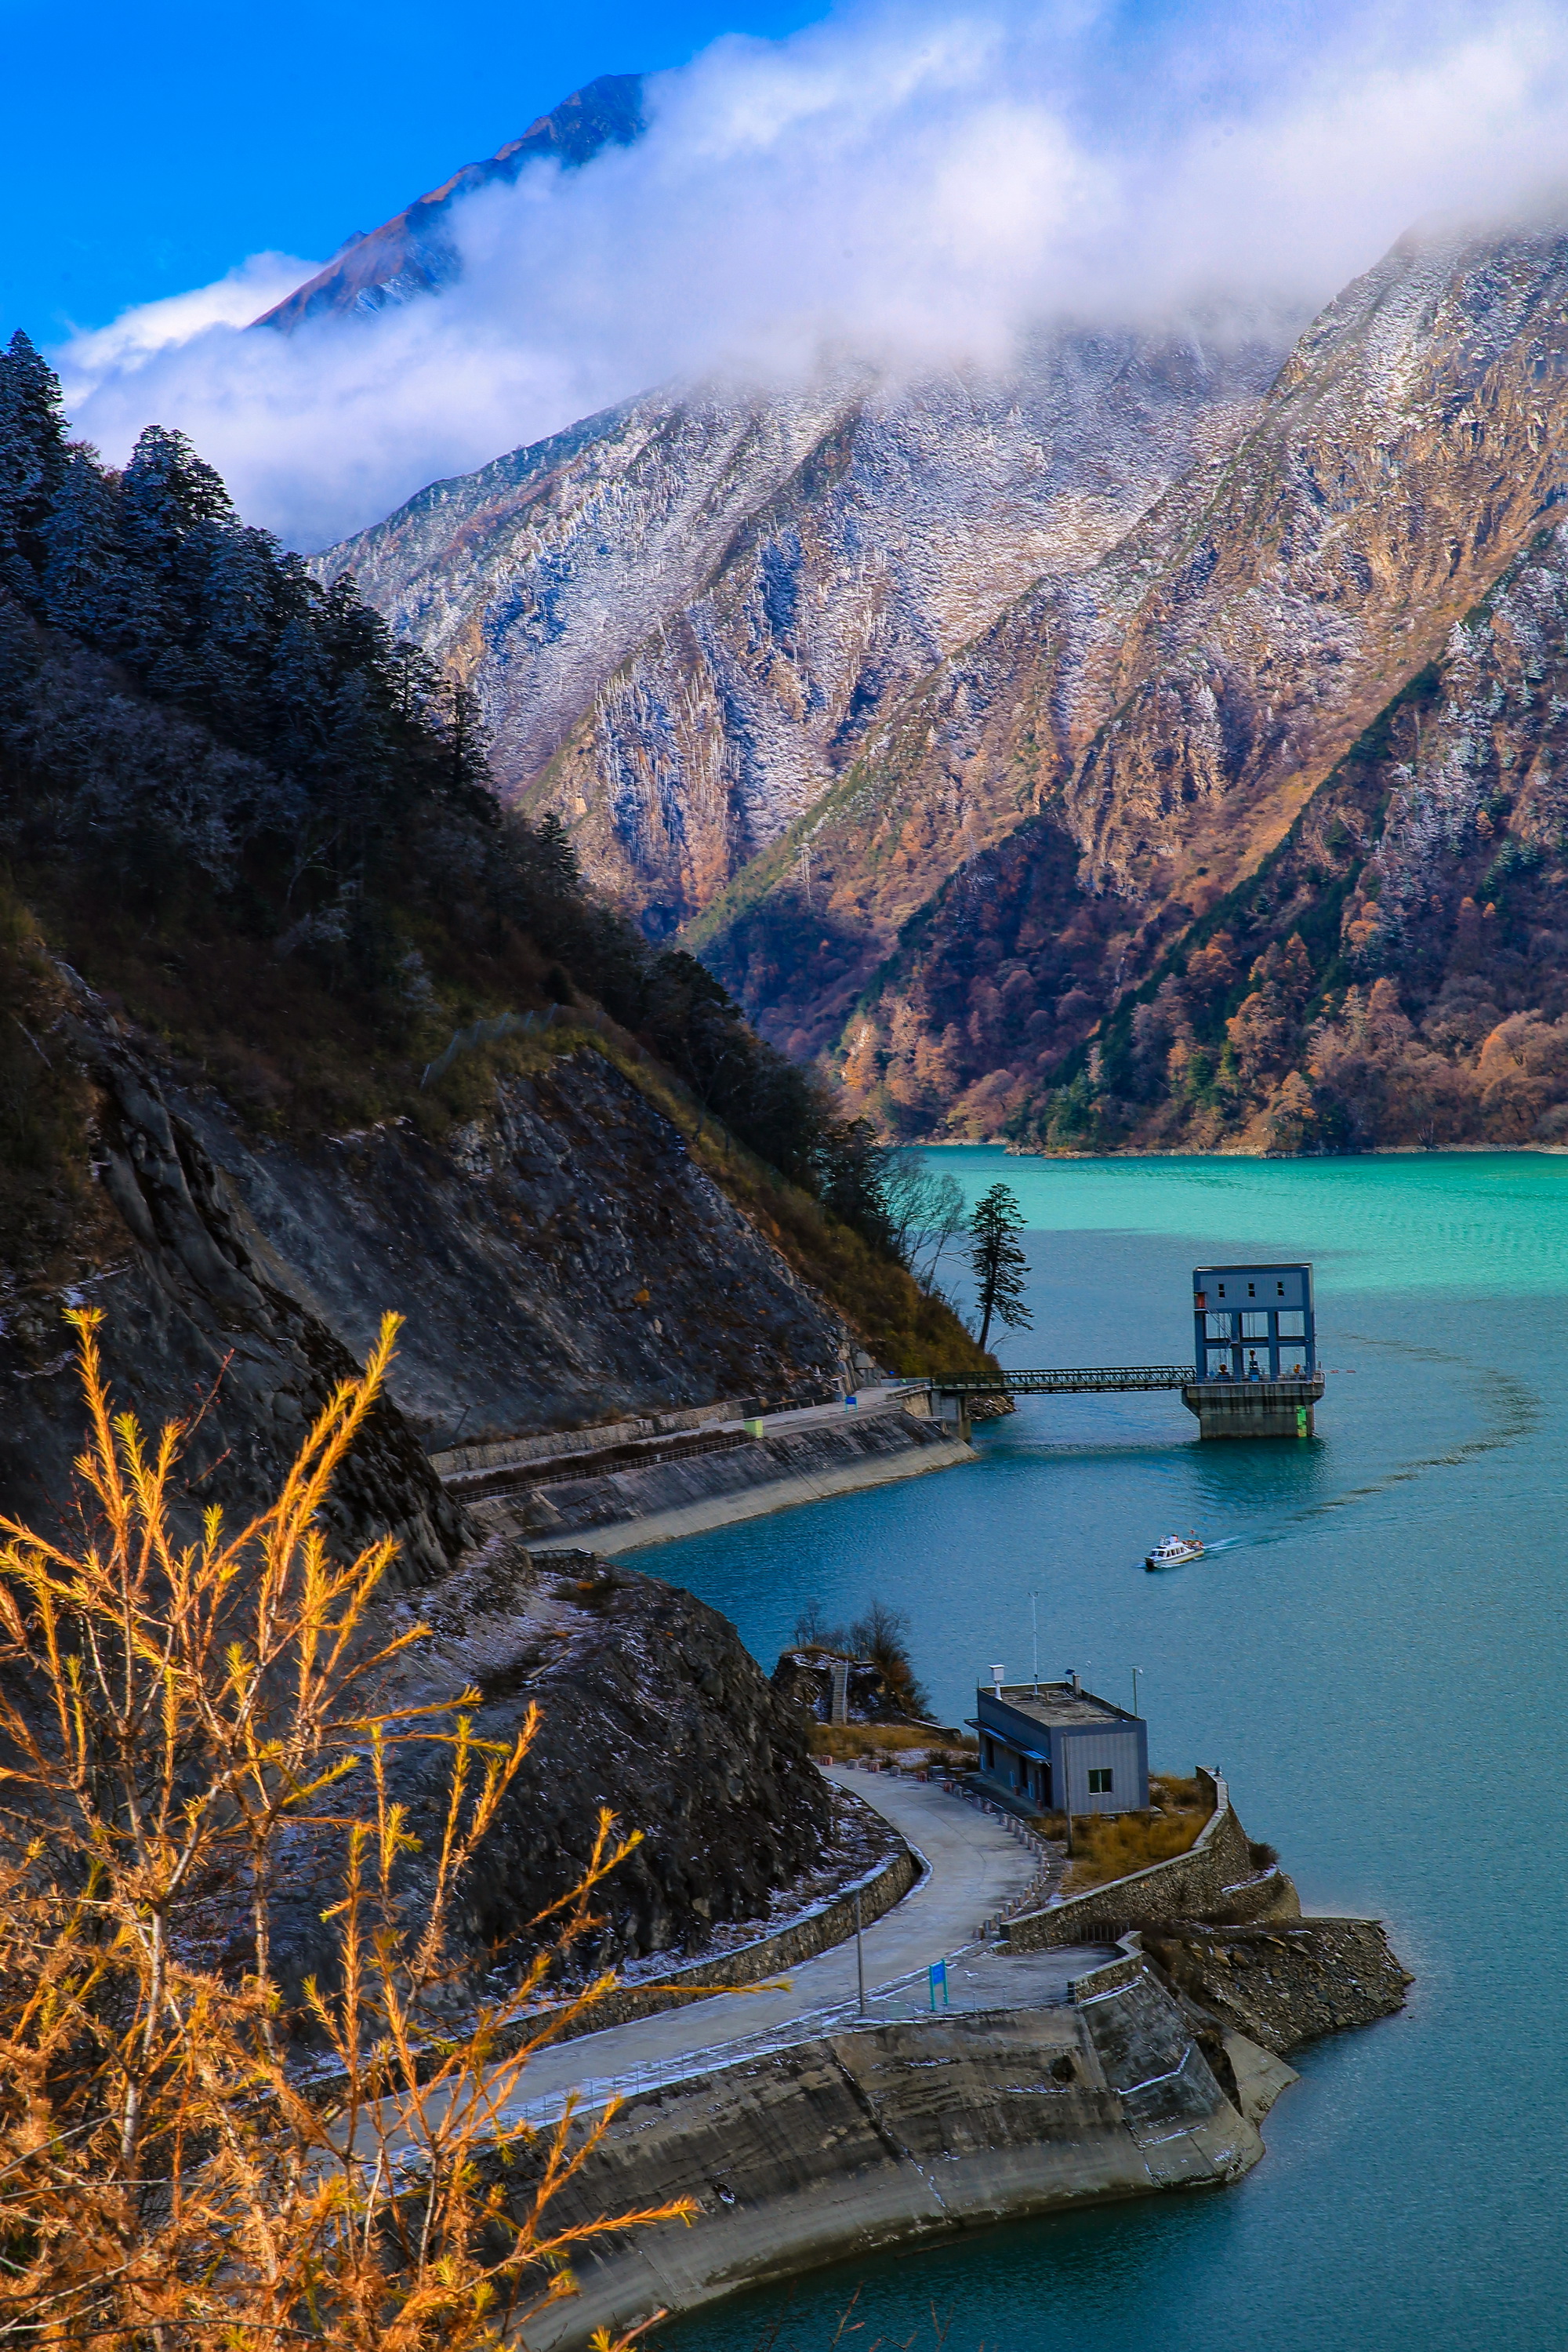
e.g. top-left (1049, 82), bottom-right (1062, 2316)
top-left (835, 515), bottom-right (1568, 1157)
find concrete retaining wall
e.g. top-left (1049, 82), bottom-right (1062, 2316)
top-left (465, 1409), bottom-right (975, 1553)
top-left (511, 1969), bottom-right (1265, 2350)
top-left (431, 1399), bottom-right (752, 1480)
top-left (1181, 1377), bottom-right (1324, 1439)
top-left (546, 1830), bottom-right (920, 2044)
top-left (1002, 1773), bottom-right (1295, 1951)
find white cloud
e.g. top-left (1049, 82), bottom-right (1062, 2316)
top-left (51, 0), bottom-right (1568, 551)
top-left (60, 252), bottom-right (322, 376)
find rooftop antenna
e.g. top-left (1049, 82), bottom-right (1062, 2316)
top-left (1030, 1592), bottom-right (1040, 1694)
top-left (990, 1661), bottom-right (1005, 1695)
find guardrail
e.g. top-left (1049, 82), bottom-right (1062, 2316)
top-left (494, 1915), bottom-right (1080, 2135)
top-left (926, 1367), bottom-right (1197, 1396)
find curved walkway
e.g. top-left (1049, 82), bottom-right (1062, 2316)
top-left (495, 1766), bottom-right (1111, 2122)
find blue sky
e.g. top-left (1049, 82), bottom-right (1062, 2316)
top-left (1, 0), bottom-right (826, 337)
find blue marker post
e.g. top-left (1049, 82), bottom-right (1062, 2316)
top-left (928, 1958), bottom-right (949, 2010)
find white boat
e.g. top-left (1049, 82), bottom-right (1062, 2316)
top-left (1145, 1531), bottom-right (1204, 1570)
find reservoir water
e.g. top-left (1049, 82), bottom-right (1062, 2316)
top-left (653, 1150), bottom-right (1568, 2352)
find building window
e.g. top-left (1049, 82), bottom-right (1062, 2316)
top-left (1277, 1309), bottom-right (1306, 1339)
top-left (1205, 1312), bottom-right (1232, 1339)
top-left (1087, 1767), bottom-right (1114, 1794)
top-left (1240, 1311), bottom-right (1269, 1338)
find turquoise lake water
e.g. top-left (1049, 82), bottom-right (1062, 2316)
top-left (652, 1151), bottom-right (1568, 2352)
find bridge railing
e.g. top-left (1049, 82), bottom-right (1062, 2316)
top-left (925, 1366), bottom-right (1197, 1395)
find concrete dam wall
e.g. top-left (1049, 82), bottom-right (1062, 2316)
top-left (507, 1955), bottom-right (1282, 2350)
top-left (495, 1768), bottom-right (1408, 2348)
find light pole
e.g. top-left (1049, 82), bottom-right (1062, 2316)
top-left (1129, 1664), bottom-right (1143, 1716)
top-left (1030, 1591), bottom-right (1040, 1694)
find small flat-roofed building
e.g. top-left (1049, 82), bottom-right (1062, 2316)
top-left (972, 1679), bottom-right (1148, 1817)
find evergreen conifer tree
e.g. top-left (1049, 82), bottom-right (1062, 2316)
top-left (192, 521), bottom-right (298, 745)
top-left (120, 423), bottom-right (234, 583)
top-left (967, 1180), bottom-right (1033, 1352)
top-left (41, 448), bottom-right (136, 644)
top-left (0, 330), bottom-right (67, 605)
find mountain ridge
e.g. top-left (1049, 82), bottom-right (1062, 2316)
top-left (303, 98), bottom-right (1568, 1153)
top-left (250, 73), bottom-right (645, 332)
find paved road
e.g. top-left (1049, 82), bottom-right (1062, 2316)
top-left (494, 1767), bottom-right (1111, 2122)
top-left (716, 1382), bottom-right (926, 1439)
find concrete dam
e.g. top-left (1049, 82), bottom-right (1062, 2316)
top-left (489, 1769), bottom-right (1407, 2348)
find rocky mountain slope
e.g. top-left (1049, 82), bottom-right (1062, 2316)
top-left (270, 1541), bottom-right (840, 1994)
top-left (324, 175), bottom-right (1568, 1149)
top-left (800, 217), bottom-right (1568, 1145)
top-left (318, 332), bottom-right (1284, 941)
top-left (251, 74), bottom-right (644, 332)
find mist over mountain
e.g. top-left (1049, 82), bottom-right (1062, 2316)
top-left (52, 1), bottom-right (1568, 550)
top-left (316, 200), bottom-right (1568, 1156)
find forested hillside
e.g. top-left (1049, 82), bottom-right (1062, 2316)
top-left (1019, 520), bottom-right (1568, 1154)
top-left (798, 220), bottom-right (1568, 1153)
top-left (0, 329), bottom-right (980, 1381)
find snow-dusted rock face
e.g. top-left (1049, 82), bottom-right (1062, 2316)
top-left (317, 378), bottom-right (870, 819)
top-left (325, 215), bottom-right (1568, 1144)
top-left (318, 330), bottom-right (1282, 935)
top-left (694, 221), bottom-right (1568, 1109)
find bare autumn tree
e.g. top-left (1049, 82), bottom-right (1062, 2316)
top-left (0, 1309), bottom-right (690, 2348)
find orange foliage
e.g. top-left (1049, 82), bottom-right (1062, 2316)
top-left (0, 1314), bottom-right (687, 2349)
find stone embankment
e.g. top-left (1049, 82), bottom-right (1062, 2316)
top-left (1141, 1918), bottom-right (1413, 2053)
top-left (1000, 1769), bottom-right (1301, 1950)
top-left (441, 1398), bottom-right (974, 1552)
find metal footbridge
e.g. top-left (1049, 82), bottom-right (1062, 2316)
top-left (913, 1366), bottom-right (1196, 1397)
top-left (899, 1362), bottom-right (1324, 1439)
